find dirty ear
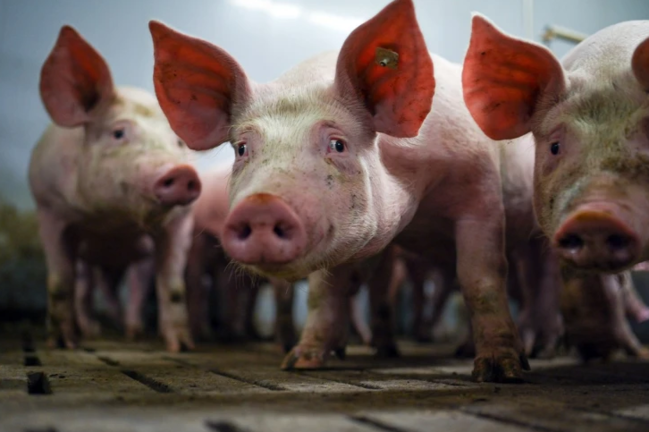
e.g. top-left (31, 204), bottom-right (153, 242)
top-left (632, 36), bottom-right (649, 92)
top-left (39, 26), bottom-right (115, 127)
top-left (150, 21), bottom-right (251, 151)
top-left (463, 14), bottom-right (566, 141)
top-left (335, 0), bottom-right (434, 138)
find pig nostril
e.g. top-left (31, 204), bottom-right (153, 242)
top-left (558, 234), bottom-right (584, 250)
top-left (187, 180), bottom-right (197, 192)
top-left (607, 234), bottom-right (630, 250)
top-left (273, 225), bottom-right (285, 239)
top-left (163, 178), bottom-right (174, 188)
top-left (238, 225), bottom-right (252, 241)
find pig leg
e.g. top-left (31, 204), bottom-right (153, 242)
top-left (350, 291), bottom-right (372, 346)
top-left (618, 271), bottom-right (649, 323)
top-left (185, 233), bottom-right (213, 340)
top-left (153, 213), bottom-right (194, 352)
top-left (281, 264), bottom-right (363, 369)
top-left (609, 274), bottom-right (649, 359)
top-left (456, 216), bottom-right (528, 383)
top-left (272, 278), bottom-right (297, 353)
top-left (369, 249), bottom-right (400, 358)
top-left (243, 279), bottom-right (262, 340)
top-left (37, 209), bottom-right (78, 349)
top-left (514, 242), bottom-right (563, 358)
top-left (95, 266), bottom-right (125, 329)
top-left (74, 261), bottom-right (101, 339)
top-left (125, 257), bottom-right (154, 340)
top-left (428, 268), bottom-right (456, 343)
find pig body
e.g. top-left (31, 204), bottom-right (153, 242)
top-left (151, 0), bottom-right (528, 381)
top-left (29, 27), bottom-right (200, 351)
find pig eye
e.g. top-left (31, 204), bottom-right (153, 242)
top-left (328, 139), bottom-right (345, 153)
top-left (550, 142), bottom-right (560, 155)
top-left (237, 143), bottom-right (248, 157)
top-left (112, 128), bottom-right (125, 140)
top-left (177, 139), bottom-right (184, 148)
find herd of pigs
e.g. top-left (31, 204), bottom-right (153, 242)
top-left (24, 0), bottom-right (649, 383)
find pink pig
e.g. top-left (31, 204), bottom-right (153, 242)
top-left (462, 16), bottom-right (649, 358)
top-left (29, 26), bottom-right (201, 352)
top-left (150, 0), bottom-right (528, 382)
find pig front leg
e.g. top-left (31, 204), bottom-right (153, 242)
top-left (618, 271), bottom-right (649, 323)
top-left (125, 257), bottom-right (154, 340)
top-left (368, 249), bottom-right (400, 358)
top-left (456, 217), bottom-right (529, 383)
top-left (281, 265), bottom-right (361, 369)
top-left (153, 213), bottom-right (194, 352)
top-left (37, 209), bottom-right (78, 349)
top-left (185, 233), bottom-right (213, 340)
top-left (272, 278), bottom-right (297, 353)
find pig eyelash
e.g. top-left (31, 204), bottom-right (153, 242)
top-left (550, 142), bottom-right (560, 155)
top-left (328, 138), bottom-right (346, 154)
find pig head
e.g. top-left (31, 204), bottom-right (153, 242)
top-left (149, 0), bottom-right (434, 281)
top-left (463, 16), bottom-right (649, 273)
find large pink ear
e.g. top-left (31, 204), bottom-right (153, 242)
top-left (335, 0), bottom-right (434, 138)
top-left (462, 15), bottom-right (566, 141)
top-left (632, 36), bottom-right (649, 92)
top-left (39, 26), bottom-right (115, 127)
top-left (150, 21), bottom-right (251, 151)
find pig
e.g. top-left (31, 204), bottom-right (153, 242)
top-left (149, 0), bottom-right (528, 382)
top-left (462, 16), bottom-right (649, 358)
top-left (186, 166), bottom-right (297, 349)
top-left (29, 26), bottom-right (201, 352)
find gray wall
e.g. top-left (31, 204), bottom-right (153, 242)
top-left (1, 0), bottom-right (649, 210)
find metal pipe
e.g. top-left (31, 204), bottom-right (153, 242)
top-left (542, 24), bottom-right (588, 44)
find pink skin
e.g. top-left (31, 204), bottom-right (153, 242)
top-left (29, 26), bottom-right (199, 352)
top-left (150, 0), bottom-right (527, 382)
top-left (185, 167), bottom-right (297, 347)
top-left (463, 16), bottom-right (649, 357)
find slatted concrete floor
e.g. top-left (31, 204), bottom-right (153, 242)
top-left (1, 333), bottom-right (649, 432)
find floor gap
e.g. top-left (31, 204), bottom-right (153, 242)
top-left (209, 369), bottom-right (285, 391)
top-left (26, 372), bottom-right (52, 395)
top-left (121, 369), bottom-right (173, 393)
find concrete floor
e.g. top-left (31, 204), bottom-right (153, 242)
top-left (1, 331), bottom-right (649, 432)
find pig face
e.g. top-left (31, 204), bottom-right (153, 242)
top-left (463, 16), bottom-right (649, 273)
top-left (39, 27), bottom-right (201, 225)
top-left (150, 0), bottom-right (434, 280)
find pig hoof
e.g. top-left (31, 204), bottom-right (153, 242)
top-left (281, 347), bottom-right (329, 370)
top-left (472, 352), bottom-right (529, 383)
top-left (334, 347), bottom-right (346, 360)
top-left (163, 328), bottom-right (195, 353)
top-left (126, 324), bottom-right (144, 341)
top-left (374, 345), bottom-right (400, 358)
top-left (79, 320), bottom-right (102, 339)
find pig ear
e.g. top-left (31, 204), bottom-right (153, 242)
top-left (334, 0), bottom-right (434, 138)
top-left (632, 36), bottom-right (649, 92)
top-left (463, 15), bottom-right (566, 140)
top-left (39, 26), bottom-right (115, 127)
top-left (150, 21), bottom-right (251, 151)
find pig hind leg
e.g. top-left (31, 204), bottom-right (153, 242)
top-left (38, 209), bottom-right (78, 349)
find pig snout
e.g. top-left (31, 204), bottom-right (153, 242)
top-left (222, 193), bottom-right (307, 265)
top-left (553, 204), bottom-right (640, 271)
top-left (153, 165), bottom-right (202, 206)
